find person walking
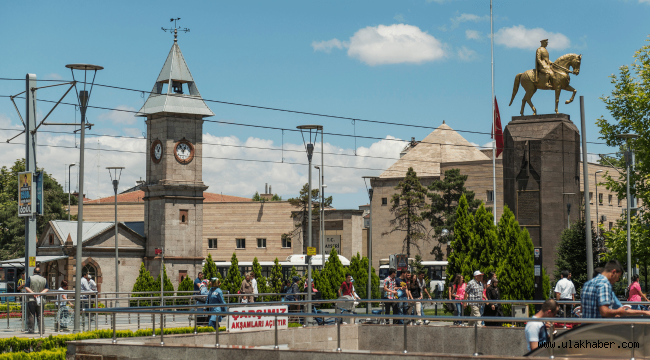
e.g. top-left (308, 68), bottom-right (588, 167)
top-left (554, 270), bottom-right (575, 316)
top-left (24, 267), bottom-right (48, 334)
top-left (525, 299), bottom-right (559, 351)
top-left (483, 278), bottom-right (503, 326)
top-left (450, 274), bottom-right (466, 325)
top-left (250, 272), bottom-right (259, 300)
top-left (286, 276), bottom-right (301, 323)
top-left (194, 272), bottom-right (204, 294)
top-left (396, 270), bottom-right (410, 325)
top-left (464, 271), bottom-right (484, 327)
top-left (337, 273), bottom-right (355, 323)
top-left (207, 278), bottom-right (226, 330)
top-left (415, 271), bottom-right (431, 325)
top-left (281, 280), bottom-right (291, 301)
top-left (628, 274), bottom-right (649, 310)
top-left (382, 268), bottom-right (399, 324)
top-left (240, 273), bottom-right (254, 303)
top-left (57, 280), bottom-right (72, 331)
top-left (581, 260), bottom-right (650, 318)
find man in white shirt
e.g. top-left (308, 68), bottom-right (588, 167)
top-left (250, 272), bottom-right (258, 299)
top-left (554, 270), bottom-right (575, 301)
top-left (525, 299), bottom-right (558, 352)
top-left (88, 275), bottom-right (98, 292)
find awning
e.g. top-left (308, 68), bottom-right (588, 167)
top-left (0, 255), bottom-right (67, 268)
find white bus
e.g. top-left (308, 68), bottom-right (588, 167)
top-left (211, 254), bottom-right (350, 280)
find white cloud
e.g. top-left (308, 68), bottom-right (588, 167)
top-left (311, 39), bottom-right (344, 53)
top-left (465, 29), bottom-right (482, 40)
top-left (347, 24), bottom-right (446, 66)
top-left (457, 46), bottom-right (478, 62)
top-left (44, 73), bottom-right (63, 80)
top-left (495, 25), bottom-right (571, 50)
top-left (641, 0), bottom-right (650, 4)
top-left (451, 13), bottom-right (489, 28)
top-left (394, 13), bottom-right (406, 22)
top-left (96, 105), bottom-right (138, 125)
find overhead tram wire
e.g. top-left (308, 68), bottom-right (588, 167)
top-left (0, 139), bottom-right (620, 181)
top-left (0, 80), bottom-right (610, 146)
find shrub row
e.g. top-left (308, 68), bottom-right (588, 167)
top-left (0, 348), bottom-right (66, 360)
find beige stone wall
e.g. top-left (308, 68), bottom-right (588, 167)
top-left (70, 204), bottom-right (144, 222)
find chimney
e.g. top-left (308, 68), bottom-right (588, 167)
top-left (265, 183), bottom-right (268, 194)
top-left (269, 185), bottom-right (272, 194)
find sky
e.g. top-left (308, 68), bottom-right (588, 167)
top-left (1, 0), bottom-right (649, 209)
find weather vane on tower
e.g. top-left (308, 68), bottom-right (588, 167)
top-left (162, 18), bottom-right (189, 42)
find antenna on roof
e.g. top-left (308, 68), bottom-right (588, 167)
top-left (162, 18), bottom-right (190, 43)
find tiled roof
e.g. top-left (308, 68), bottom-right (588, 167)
top-left (85, 190), bottom-right (251, 203)
top-left (380, 123), bottom-right (490, 179)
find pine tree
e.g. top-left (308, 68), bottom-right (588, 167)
top-left (202, 253), bottom-right (220, 281)
top-left (252, 257), bottom-right (269, 301)
top-left (268, 258), bottom-right (283, 301)
top-left (349, 253), bottom-right (365, 305)
top-left (469, 204), bottom-right (499, 276)
top-left (131, 263), bottom-right (155, 306)
top-left (177, 275), bottom-right (194, 305)
top-left (496, 206), bottom-right (535, 316)
top-left (445, 194), bottom-right (475, 295)
top-left (224, 253), bottom-right (243, 303)
top-left (153, 264), bottom-right (175, 306)
top-left (382, 167), bottom-right (429, 259)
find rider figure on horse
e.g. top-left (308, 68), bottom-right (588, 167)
top-left (536, 39), bottom-right (554, 89)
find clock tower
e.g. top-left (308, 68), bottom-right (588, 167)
top-left (137, 35), bottom-right (214, 286)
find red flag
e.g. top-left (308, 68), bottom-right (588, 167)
top-left (492, 97), bottom-right (503, 158)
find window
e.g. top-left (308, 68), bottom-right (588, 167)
top-left (236, 238), bottom-right (246, 249)
top-left (598, 193), bottom-right (603, 204)
top-left (282, 236), bottom-right (291, 248)
top-left (208, 239), bottom-right (217, 249)
top-left (178, 270), bottom-right (187, 283)
top-left (180, 210), bottom-right (188, 224)
top-left (486, 190), bottom-right (494, 202)
top-left (82, 264), bottom-right (96, 280)
top-left (48, 234), bottom-right (54, 245)
top-left (608, 194), bottom-right (613, 205)
top-left (257, 238), bottom-right (266, 248)
top-left (589, 192), bottom-right (593, 204)
top-left (381, 198), bottom-right (388, 205)
top-left (609, 222), bottom-right (613, 231)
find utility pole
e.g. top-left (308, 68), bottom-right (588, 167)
top-left (580, 97), bottom-right (594, 281)
top-left (24, 74), bottom-right (37, 280)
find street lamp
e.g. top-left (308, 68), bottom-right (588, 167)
top-left (66, 63), bottom-right (103, 334)
top-left (107, 167), bottom-right (124, 305)
top-left (314, 166), bottom-right (327, 267)
top-left (362, 176), bottom-right (378, 315)
top-left (297, 124), bottom-right (322, 327)
top-left (616, 133), bottom-right (639, 285)
top-left (68, 164), bottom-right (76, 221)
top-left (562, 193), bottom-right (576, 229)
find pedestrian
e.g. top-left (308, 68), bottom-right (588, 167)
top-left (464, 270), bottom-right (483, 327)
top-left (337, 273), bottom-right (355, 322)
top-left (24, 267), bottom-right (48, 334)
top-left (408, 272), bottom-right (420, 322)
top-left (281, 280), bottom-right (291, 301)
top-left (525, 299), bottom-right (559, 351)
top-left (194, 272), bottom-right (204, 294)
top-left (240, 273), bottom-right (254, 303)
top-left (581, 260), bottom-right (650, 318)
top-left (207, 278), bottom-right (226, 330)
top-left (416, 271), bottom-right (431, 325)
top-left (250, 272), bottom-right (258, 300)
top-left (17, 273), bottom-right (25, 292)
top-left (480, 274), bottom-right (488, 325)
top-left (57, 280), bottom-right (72, 330)
top-left (382, 268), bottom-right (399, 324)
top-left (286, 276), bottom-right (301, 323)
top-left (628, 274), bottom-right (649, 310)
top-left (80, 272), bottom-right (93, 321)
top-left (450, 274), bottom-right (466, 325)
top-left (486, 271), bottom-right (496, 286)
top-left (483, 278), bottom-right (503, 326)
top-left (396, 270), bottom-right (410, 324)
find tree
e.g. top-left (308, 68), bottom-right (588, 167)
top-left (424, 168), bottom-right (482, 259)
top-left (287, 183), bottom-right (332, 253)
top-left (445, 194), bottom-right (475, 296)
top-left (382, 167), bottom-right (429, 259)
top-left (202, 253), bottom-right (220, 281)
top-left (153, 264), bottom-right (175, 306)
top-left (131, 263), bottom-right (155, 306)
top-left (468, 204), bottom-right (499, 277)
top-left (252, 191), bottom-right (283, 201)
top-left (496, 206), bottom-right (535, 316)
top-left (177, 275), bottom-right (194, 305)
top-left (604, 213), bottom-right (650, 293)
top-left (315, 247), bottom-right (346, 305)
top-left (596, 38), bottom-right (650, 211)
top-left (0, 159), bottom-right (77, 260)
top-left (554, 218), bottom-right (603, 296)
top-left (268, 258), bottom-right (284, 300)
top-left (252, 257), bottom-right (270, 301)
top-left (224, 253), bottom-right (243, 303)
top-left (348, 252), bottom-right (381, 306)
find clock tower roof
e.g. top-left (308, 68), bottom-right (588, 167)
top-left (137, 41), bottom-right (214, 117)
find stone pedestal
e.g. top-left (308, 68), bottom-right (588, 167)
top-left (503, 114), bottom-right (580, 273)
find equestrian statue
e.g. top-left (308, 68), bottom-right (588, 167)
top-left (509, 39), bottom-right (582, 115)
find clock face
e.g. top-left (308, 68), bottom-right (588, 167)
top-left (150, 140), bottom-right (163, 164)
top-left (174, 140), bottom-right (194, 164)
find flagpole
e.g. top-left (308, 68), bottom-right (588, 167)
top-left (491, 0), bottom-right (497, 226)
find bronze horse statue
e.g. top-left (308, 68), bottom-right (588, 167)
top-left (509, 53), bottom-right (582, 115)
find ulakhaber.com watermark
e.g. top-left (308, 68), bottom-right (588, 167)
top-left (539, 340), bottom-right (640, 349)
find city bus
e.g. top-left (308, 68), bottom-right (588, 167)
top-left (211, 254), bottom-right (350, 281)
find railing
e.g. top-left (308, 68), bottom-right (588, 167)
top-left (80, 297), bottom-right (650, 359)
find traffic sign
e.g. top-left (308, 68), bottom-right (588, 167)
top-left (306, 247), bottom-right (316, 256)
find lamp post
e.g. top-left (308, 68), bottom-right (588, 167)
top-left (297, 125), bottom-right (322, 327)
top-left (107, 167), bottom-right (124, 305)
top-left (362, 176), bottom-right (378, 315)
top-left (314, 166), bottom-right (327, 267)
top-left (68, 164), bottom-right (76, 221)
top-left (595, 170), bottom-right (603, 240)
top-left (66, 63), bottom-right (103, 333)
top-left (616, 133), bottom-right (639, 285)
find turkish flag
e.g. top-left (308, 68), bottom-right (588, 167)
top-left (492, 97), bottom-right (503, 158)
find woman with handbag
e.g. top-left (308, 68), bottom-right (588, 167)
top-left (449, 274), bottom-right (466, 326)
top-left (483, 278), bottom-right (503, 326)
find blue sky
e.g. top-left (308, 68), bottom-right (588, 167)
top-left (1, 0), bottom-right (649, 209)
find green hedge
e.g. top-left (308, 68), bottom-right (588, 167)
top-left (0, 348), bottom-right (65, 360)
top-left (0, 326), bottom-right (223, 354)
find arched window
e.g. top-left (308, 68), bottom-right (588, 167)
top-left (82, 263), bottom-right (96, 279)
